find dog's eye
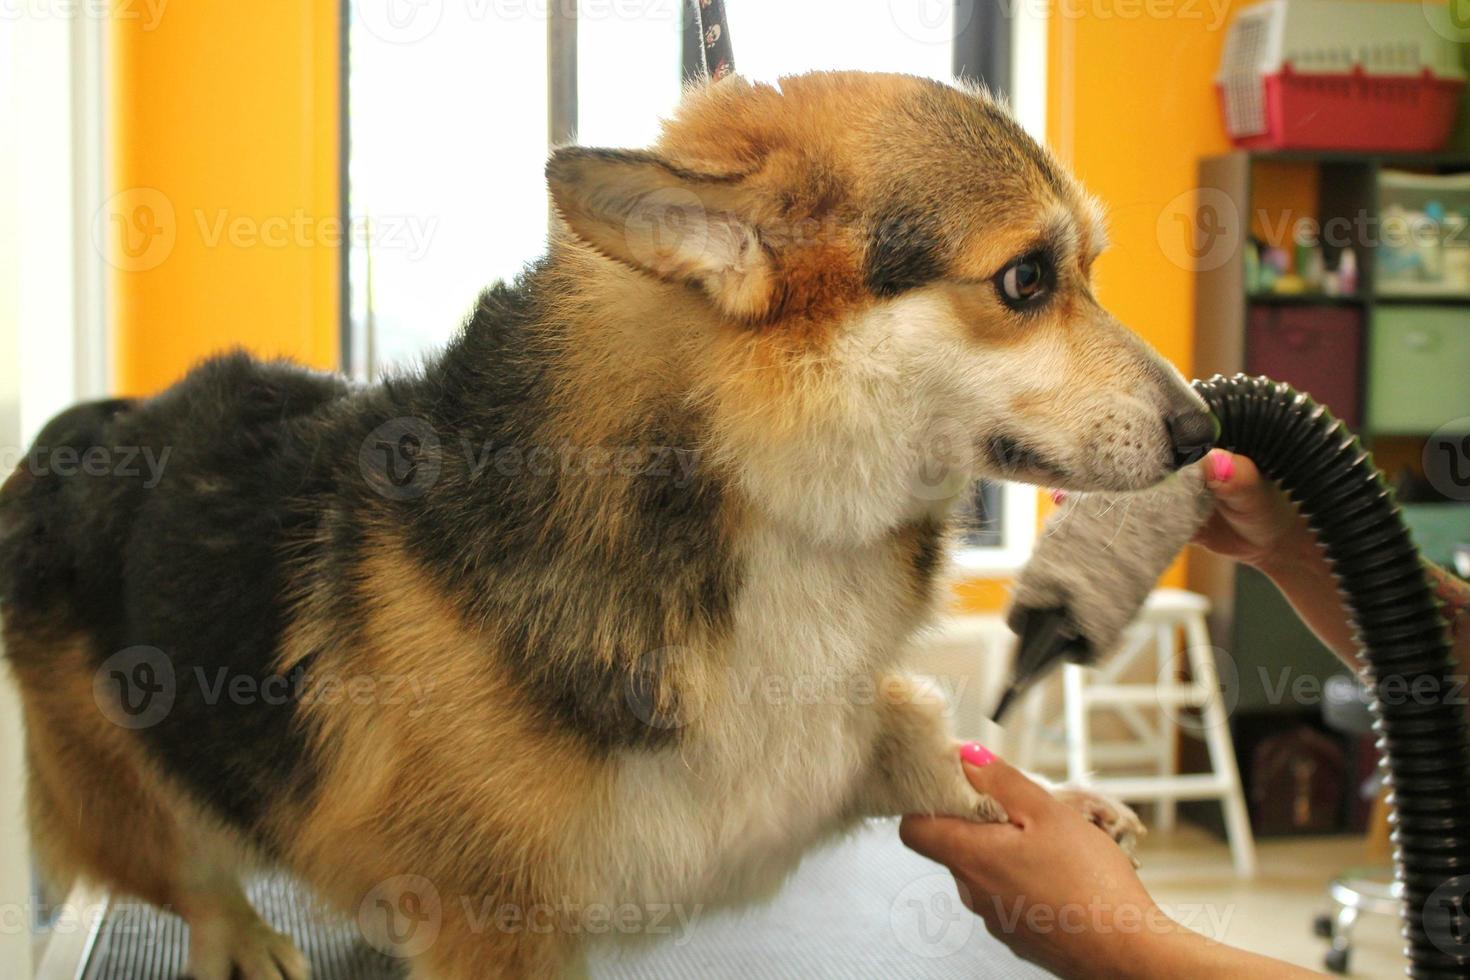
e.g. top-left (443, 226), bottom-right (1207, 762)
top-left (995, 253), bottom-right (1053, 309)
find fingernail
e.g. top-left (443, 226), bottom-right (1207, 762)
top-left (1049, 489), bottom-right (1067, 505)
top-left (1206, 451), bottom-right (1234, 485)
top-left (960, 742), bottom-right (997, 767)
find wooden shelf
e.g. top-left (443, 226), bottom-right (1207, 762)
top-left (1374, 294), bottom-right (1470, 307)
top-left (1247, 294), bottom-right (1365, 307)
top-left (1220, 149), bottom-right (1470, 170)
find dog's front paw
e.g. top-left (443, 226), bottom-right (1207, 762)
top-left (963, 785), bottom-right (1009, 825)
top-left (1053, 786), bottom-right (1145, 863)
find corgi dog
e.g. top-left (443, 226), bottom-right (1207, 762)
top-left (1, 72), bottom-right (1212, 980)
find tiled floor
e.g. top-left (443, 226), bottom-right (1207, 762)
top-left (1137, 825), bottom-right (1401, 978)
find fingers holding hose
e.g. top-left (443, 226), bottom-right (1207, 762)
top-left (1191, 449), bottom-right (1304, 570)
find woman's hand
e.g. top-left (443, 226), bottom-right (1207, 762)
top-left (899, 746), bottom-right (1164, 979)
top-left (1190, 450), bottom-right (1307, 574)
top-left (899, 745), bottom-right (1320, 979)
top-left (1189, 449), bottom-right (1358, 659)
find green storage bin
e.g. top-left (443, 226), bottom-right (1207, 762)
top-left (1401, 503), bottom-right (1470, 569)
top-left (1367, 305), bottom-right (1470, 435)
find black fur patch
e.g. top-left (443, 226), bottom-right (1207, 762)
top-left (383, 273), bottom-right (737, 751)
top-left (865, 207), bottom-right (946, 297)
top-left (0, 357), bottom-right (351, 839)
top-left (909, 517), bottom-right (944, 592)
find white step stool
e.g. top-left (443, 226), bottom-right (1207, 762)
top-left (1013, 588), bottom-right (1257, 877)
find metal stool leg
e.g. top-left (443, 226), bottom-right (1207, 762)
top-left (1325, 902), bottom-right (1359, 973)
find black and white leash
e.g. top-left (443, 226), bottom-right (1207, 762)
top-left (692, 0), bottom-right (735, 81)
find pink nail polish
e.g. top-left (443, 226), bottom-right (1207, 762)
top-left (1049, 489), bottom-right (1066, 505)
top-left (1207, 451), bottom-right (1234, 484)
top-left (960, 742), bottom-right (997, 767)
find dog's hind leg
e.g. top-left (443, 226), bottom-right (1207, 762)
top-left (12, 633), bottom-right (309, 980)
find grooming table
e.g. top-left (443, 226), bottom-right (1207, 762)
top-left (71, 820), bottom-right (1050, 979)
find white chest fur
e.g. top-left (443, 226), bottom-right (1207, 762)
top-left (598, 521), bottom-right (939, 909)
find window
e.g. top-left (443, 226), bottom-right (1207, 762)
top-left (346, 0), bottom-right (1040, 569)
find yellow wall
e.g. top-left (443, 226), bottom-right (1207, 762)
top-left (1049, 5), bottom-right (1238, 376)
top-left (108, 1), bottom-right (341, 395)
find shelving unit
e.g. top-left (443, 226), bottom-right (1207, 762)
top-left (1188, 149), bottom-right (1470, 836)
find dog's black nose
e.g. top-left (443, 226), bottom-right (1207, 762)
top-left (1166, 410), bottom-right (1216, 468)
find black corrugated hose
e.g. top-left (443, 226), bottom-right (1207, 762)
top-left (1197, 374), bottom-right (1470, 977)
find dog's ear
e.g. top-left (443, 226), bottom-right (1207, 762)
top-left (546, 147), bottom-right (773, 320)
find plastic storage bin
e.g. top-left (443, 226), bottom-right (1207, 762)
top-left (1216, 0), bottom-right (1466, 152)
top-left (1377, 171), bottom-right (1470, 300)
top-left (1246, 305), bottom-right (1363, 428)
top-left (1366, 306), bottom-right (1470, 434)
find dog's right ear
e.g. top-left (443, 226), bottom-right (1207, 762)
top-left (546, 147), bottom-right (773, 320)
